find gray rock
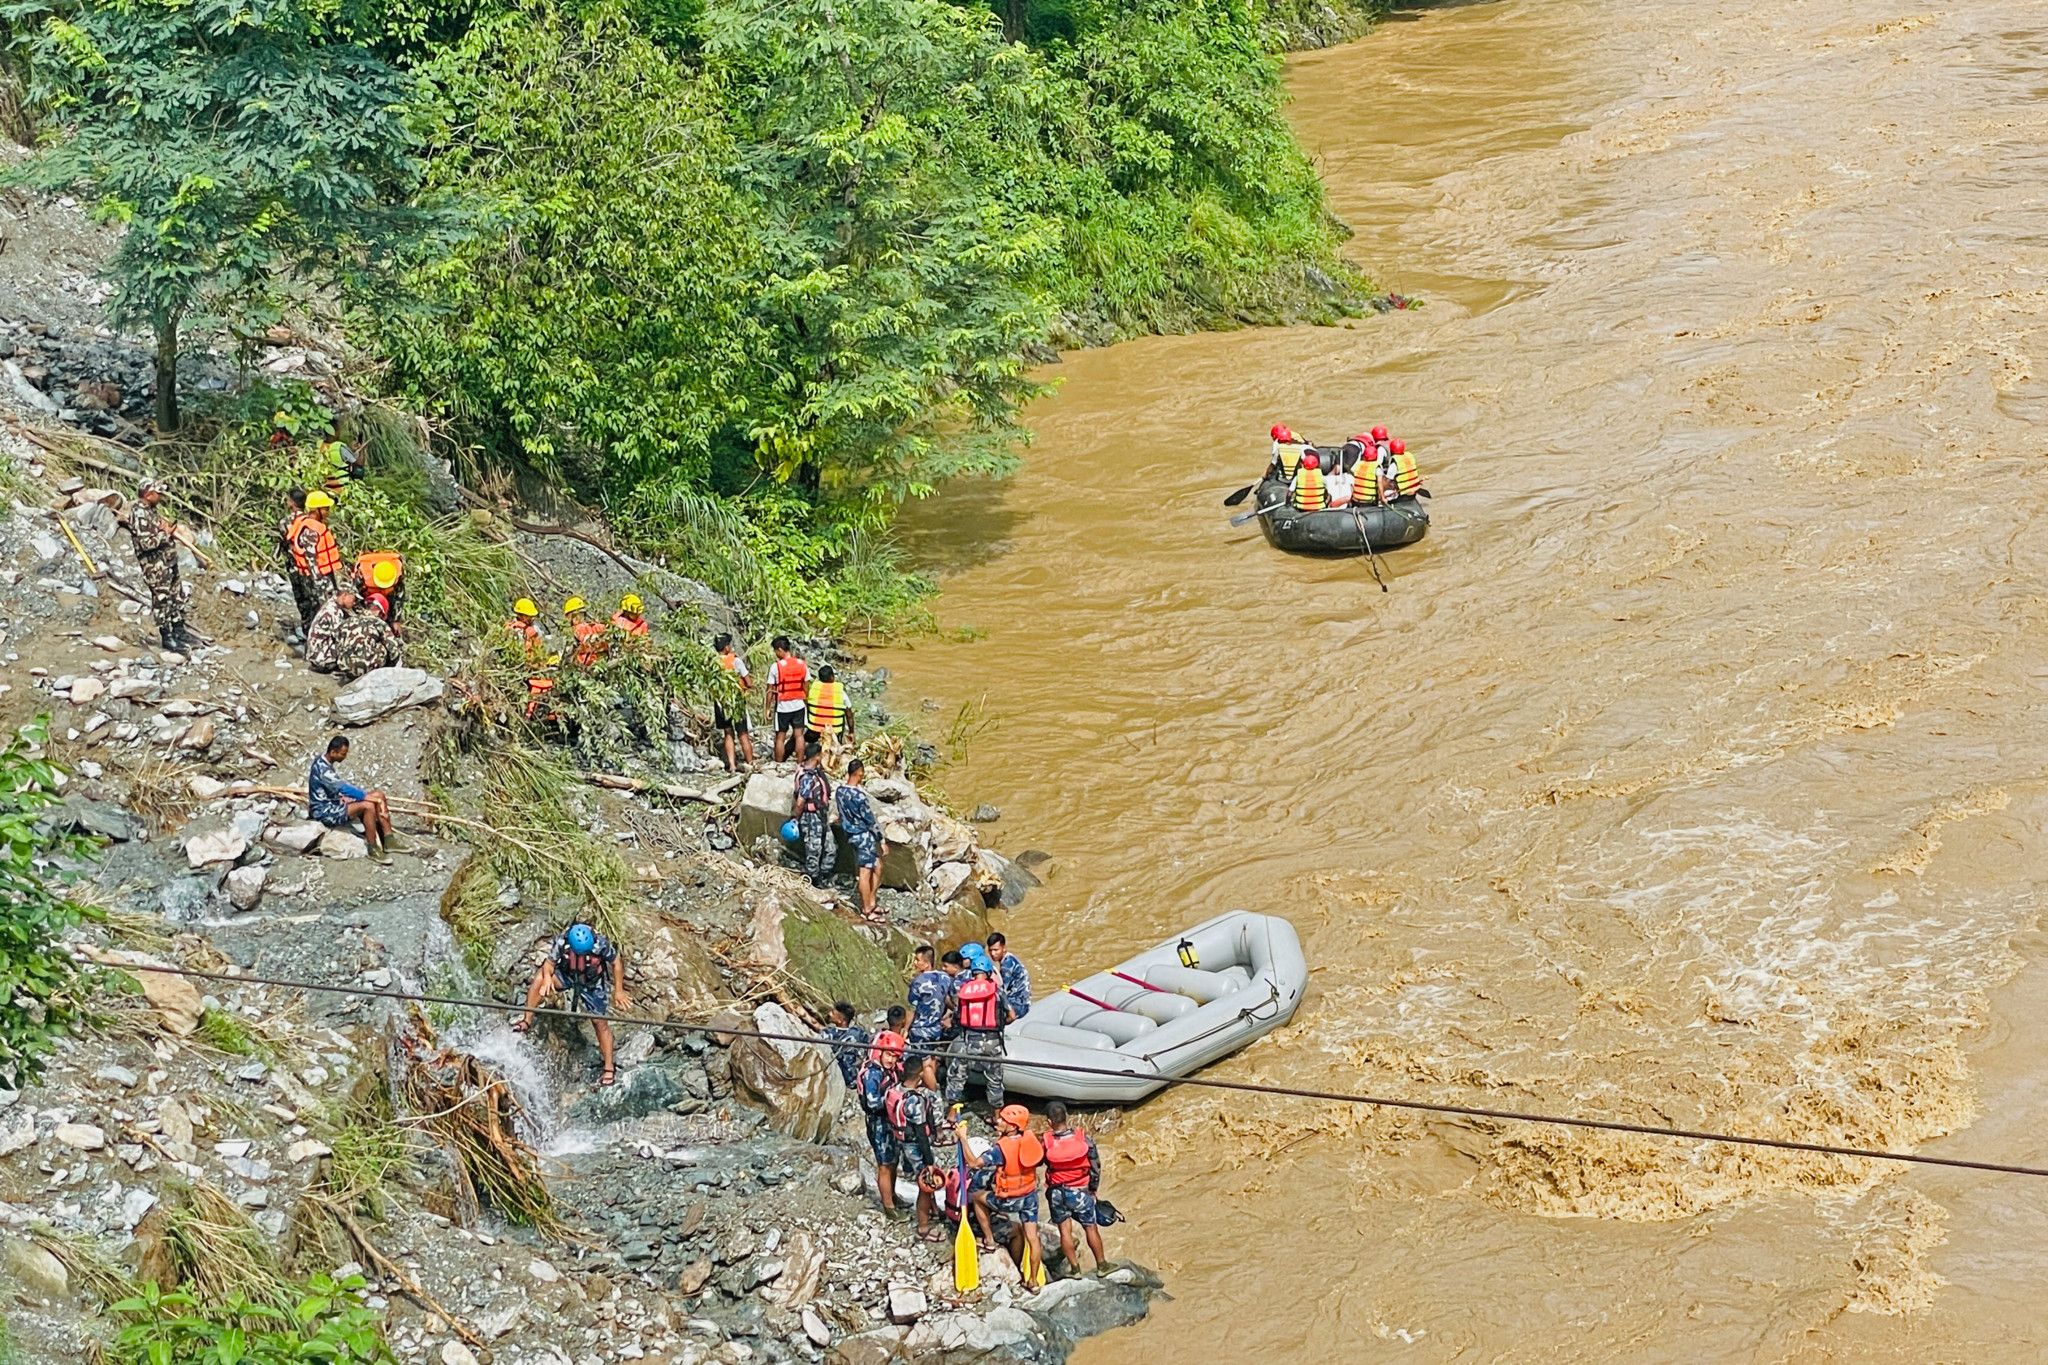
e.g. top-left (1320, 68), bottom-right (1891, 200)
top-left (55, 798), bottom-right (143, 843)
top-left (94, 1064), bottom-right (140, 1089)
top-left (969, 804), bottom-right (1001, 823)
top-left (265, 820), bottom-right (326, 853)
top-left (0, 1235), bottom-right (68, 1300)
top-left (159, 877), bottom-right (209, 923)
top-left (568, 1061), bottom-right (706, 1124)
top-left (184, 827), bottom-right (248, 868)
top-left (319, 827), bottom-right (368, 859)
top-left (0, 1112), bottom-right (36, 1157)
top-left (52, 1122), bottom-right (105, 1150)
top-left (226, 864), bottom-right (267, 910)
top-left (332, 666), bottom-right (445, 725)
top-left (886, 1285), bottom-right (927, 1324)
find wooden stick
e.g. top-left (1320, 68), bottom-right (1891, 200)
top-left (577, 770), bottom-right (744, 803)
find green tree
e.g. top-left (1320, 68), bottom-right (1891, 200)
top-left (0, 717), bottom-right (98, 1088)
top-left (4, 0), bottom-right (458, 431)
top-left (705, 0), bottom-right (1056, 512)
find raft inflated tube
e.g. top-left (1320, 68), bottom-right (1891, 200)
top-left (1010, 1021), bottom-right (1119, 1052)
top-left (1141, 965), bottom-right (1245, 1005)
top-left (1087, 980), bottom-right (1193, 1024)
top-left (1064, 1008), bottom-right (1157, 1047)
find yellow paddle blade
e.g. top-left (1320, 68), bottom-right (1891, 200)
top-left (954, 1208), bottom-right (981, 1293)
top-left (1021, 1237), bottom-right (1048, 1290)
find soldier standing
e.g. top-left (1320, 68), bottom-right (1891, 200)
top-left (289, 490), bottom-right (342, 629)
top-left (125, 478), bottom-right (190, 654)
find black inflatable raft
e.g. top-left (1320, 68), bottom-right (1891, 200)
top-left (1252, 477), bottom-right (1429, 554)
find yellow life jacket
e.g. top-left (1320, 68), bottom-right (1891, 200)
top-left (806, 679), bottom-right (849, 735)
top-left (1274, 441), bottom-right (1304, 478)
top-left (1291, 466), bottom-right (1327, 511)
top-left (1386, 450), bottom-right (1422, 498)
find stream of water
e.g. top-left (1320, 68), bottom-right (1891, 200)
top-left (871, 0), bottom-right (2048, 1355)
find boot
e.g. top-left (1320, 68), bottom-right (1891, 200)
top-left (172, 626), bottom-right (195, 653)
top-left (158, 625), bottom-right (178, 653)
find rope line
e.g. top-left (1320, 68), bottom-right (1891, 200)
top-left (113, 960), bottom-right (2048, 1182)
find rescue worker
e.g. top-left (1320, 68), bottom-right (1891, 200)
top-left (960, 1104), bottom-right (1043, 1275)
top-left (1269, 423), bottom-right (1306, 482)
top-left (1325, 457), bottom-right (1355, 509)
top-left (288, 490), bottom-right (343, 627)
top-left (505, 599), bottom-right (557, 719)
top-left (805, 663), bottom-right (854, 765)
top-left (713, 633), bottom-right (756, 772)
top-left (766, 636), bottom-right (810, 762)
top-left (308, 735), bottom-right (395, 862)
top-left (1040, 1100), bottom-right (1107, 1272)
top-left (1370, 424), bottom-right (1390, 461)
top-left (834, 758), bottom-right (883, 923)
top-left (306, 589), bottom-right (401, 681)
top-left (906, 944), bottom-right (954, 1072)
top-left (793, 740), bottom-right (834, 888)
top-left (1376, 437), bottom-right (1426, 505)
top-left (278, 487), bottom-right (313, 641)
top-left (1291, 451), bottom-right (1329, 512)
top-left (893, 1056), bottom-right (951, 1242)
top-left (124, 478), bottom-right (190, 654)
top-left (945, 944), bottom-right (1012, 1111)
top-left (821, 1001), bottom-right (872, 1089)
top-left (564, 597), bottom-right (607, 666)
top-left (987, 932), bottom-right (1031, 1022)
top-left (354, 551), bottom-right (405, 634)
top-left (855, 1031), bottom-right (907, 1217)
top-left (513, 919), bottom-right (631, 1087)
top-left (611, 593), bottom-right (650, 643)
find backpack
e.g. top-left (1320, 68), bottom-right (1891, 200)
top-left (884, 1083), bottom-right (910, 1138)
top-left (858, 1062), bottom-right (889, 1115)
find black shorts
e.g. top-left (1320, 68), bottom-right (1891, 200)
top-left (775, 707), bottom-right (808, 733)
top-left (714, 704), bottom-right (749, 734)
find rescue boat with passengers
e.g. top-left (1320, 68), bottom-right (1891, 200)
top-left (1253, 475), bottom-right (1429, 554)
top-left (999, 910), bottom-right (1307, 1105)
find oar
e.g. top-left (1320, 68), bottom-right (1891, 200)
top-left (953, 1124), bottom-right (981, 1292)
top-left (1230, 501), bottom-right (1286, 528)
top-left (1351, 506), bottom-right (1389, 593)
top-left (1222, 483), bottom-right (1257, 507)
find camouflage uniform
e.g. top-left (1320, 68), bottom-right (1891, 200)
top-left (279, 510), bottom-right (319, 630)
top-left (292, 516), bottom-right (340, 626)
top-left (306, 598), bottom-right (399, 680)
top-left (126, 500), bottom-right (186, 646)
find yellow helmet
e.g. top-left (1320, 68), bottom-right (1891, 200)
top-left (369, 558), bottom-right (400, 589)
top-left (562, 596), bottom-right (587, 615)
top-left (620, 593), bottom-right (642, 613)
top-left (304, 490), bottom-right (334, 511)
top-left (513, 598), bottom-right (539, 618)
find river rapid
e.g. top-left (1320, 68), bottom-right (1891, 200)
top-left (871, 0), bottom-right (2048, 1357)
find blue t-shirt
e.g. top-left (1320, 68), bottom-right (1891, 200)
top-left (907, 969), bottom-right (954, 1041)
top-left (307, 755), bottom-right (365, 827)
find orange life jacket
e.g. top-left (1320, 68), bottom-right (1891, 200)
top-left (571, 618), bottom-right (607, 665)
top-left (506, 617), bottom-right (541, 649)
top-left (1043, 1128), bottom-right (1091, 1188)
top-left (993, 1132), bottom-right (1044, 1199)
top-left (1384, 449), bottom-right (1422, 498)
top-left (956, 974), bottom-right (1001, 1032)
top-left (771, 655), bottom-right (809, 704)
top-left (806, 679), bottom-right (848, 736)
top-left (354, 550), bottom-right (403, 591)
top-left (611, 612), bottom-right (649, 637)
top-left (1291, 466), bottom-right (1327, 512)
top-left (289, 514), bottom-right (341, 578)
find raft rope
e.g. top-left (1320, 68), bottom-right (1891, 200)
top-left (112, 960), bottom-right (2048, 1182)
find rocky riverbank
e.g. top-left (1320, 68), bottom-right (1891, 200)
top-left (0, 371), bottom-right (1159, 1362)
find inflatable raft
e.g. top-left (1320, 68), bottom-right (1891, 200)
top-left (1253, 476), bottom-right (1428, 554)
top-left (1000, 910), bottom-right (1307, 1104)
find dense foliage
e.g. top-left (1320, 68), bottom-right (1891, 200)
top-left (0, 717), bottom-right (98, 1088)
top-left (108, 1275), bottom-right (394, 1365)
top-left (8, 0), bottom-right (1371, 629)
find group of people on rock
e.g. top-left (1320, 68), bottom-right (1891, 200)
top-left (1267, 422), bottom-right (1427, 512)
top-left (820, 934), bottom-right (1117, 1276)
top-left (278, 485), bottom-right (408, 682)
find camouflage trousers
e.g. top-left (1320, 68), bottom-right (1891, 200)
top-left (944, 1031), bottom-right (1005, 1109)
top-left (332, 617), bottom-right (401, 682)
top-left (139, 551), bottom-right (184, 636)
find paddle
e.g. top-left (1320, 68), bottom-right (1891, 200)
top-left (953, 1124), bottom-right (980, 1293)
top-left (1222, 482), bottom-right (1257, 507)
top-left (1230, 501), bottom-right (1286, 528)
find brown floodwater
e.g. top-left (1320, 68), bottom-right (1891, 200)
top-left (871, 0), bottom-right (2048, 1356)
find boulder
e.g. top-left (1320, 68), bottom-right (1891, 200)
top-left (265, 820), bottom-right (326, 853)
top-left (974, 848), bottom-right (1039, 910)
top-left (886, 1285), bottom-right (927, 1324)
top-left (728, 1001), bottom-right (846, 1143)
top-left (183, 828), bottom-right (248, 868)
top-left (332, 667), bottom-right (445, 726)
top-left (225, 865), bottom-right (267, 911)
top-left (878, 832), bottom-right (929, 893)
top-left (0, 1235), bottom-right (68, 1300)
top-left (56, 798), bottom-right (143, 843)
top-left (970, 804), bottom-right (1001, 823)
top-left (738, 769), bottom-right (797, 850)
top-left (121, 955), bottom-right (203, 1035)
top-left (318, 828), bottom-right (369, 859)
top-left (929, 861), bottom-right (977, 909)
top-left (780, 898), bottom-right (902, 1010)
top-left (928, 814), bottom-right (975, 865)
top-left (826, 1328), bottom-right (909, 1365)
top-left (1014, 850), bottom-right (1056, 883)
top-left (1026, 1272), bottom-right (1157, 1345)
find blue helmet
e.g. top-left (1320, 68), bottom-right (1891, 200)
top-left (962, 943), bottom-right (992, 973)
top-left (566, 923), bottom-right (597, 954)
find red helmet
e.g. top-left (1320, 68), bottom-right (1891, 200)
top-left (1270, 423), bottom-right (1292, 441)
top-left (1301, 453), bottom-right (1320, 470)
top-left (1389, 438), bottom-right (1406, 455)
top-left (1349, 433), bottom-right (1369, 446)
top-left (1370, 426), bottom-right (1389, 443)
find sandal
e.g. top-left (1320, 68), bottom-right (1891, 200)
top-left (599, 1068), bottom-right (617, 1087)
top-left (921, 1229), bottom-right (944, 1243)
top-left (510, 1017), bottom-right (532, 1034)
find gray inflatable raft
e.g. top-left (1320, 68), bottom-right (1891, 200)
top-left (999, 910), bottom-right (1307, 1105)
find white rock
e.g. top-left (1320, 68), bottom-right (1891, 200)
top-left (94, 1065), bottom-right (139, 1089)
top-left (225, 865), bottom-right (268, 911)
top-left (184, 828), bottom-right (248, 868)
top-left (527, 1258), bottom-right (560, 1283)
top-left (213, 1139), bottom-right (252, 1158)
top-left (52, 1123), bottom-right (106, 1151)
top-left (108, 676), bottom-right (157, 700)
top-left (91, 635), bottom-right (123, 652)
top-left (332, 667), bottom-right (445, 726)
top-left (188, 774), bottom-right (229, 800)
top-left (801, 1307), bottom-right (830, 1347)
top-left (69, 677), bottom-right (106, 705)
top-left (318, 828), bottom-right (368, 860)
top-left (288, 1139), bottom-right (332, 1165)
top-left (0, 1235), bottom-right (68, 1299)
top-left (265, 821), bottom-right (326, 853)
top-left (886, 1285), bottom-right (927, 1324)
top-left (0, 1113), bottom-right (37, 1157)
top-left (119, 1188), bottom-right (158, 1230)
top-left (440, 1345), bottom-right (480, 1365)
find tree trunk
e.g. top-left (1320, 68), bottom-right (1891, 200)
top-left (1003, 0), bottom-right (1025, 42)
top-left (153, 316), bottom-right (180, 433)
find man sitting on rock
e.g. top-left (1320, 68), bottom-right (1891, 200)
top-left (306, 589), bottom-right (402, 682)
top-left (513, 920), bottom-right (630, 1087)
top-left (308, 734), bottom-right (395, 863)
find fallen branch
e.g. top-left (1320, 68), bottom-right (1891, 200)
top-left (577, 770), bottom-right (744, 804)
top-left (298, 1190), bottom-right (485, 1349)
top-left (459, 488), bottom-right (675, 608)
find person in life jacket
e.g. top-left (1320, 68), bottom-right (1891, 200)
top-left (563, 597), bottom-right (608, 666)
top-left (1040, 1099), bottom-right (1108, 1270)
top-left (354, 551), bottom-right (405, 633)
top-left (856, 1031), bottom-right (907, 1217)
top-left (805, 663), bottom-right (854, 764)
top-left (960, 1103), bottom-right (1043, 1272)
top-left (1291, 452), bottom-right (1329, 511)
top-left (1269, 423), bottom-right (1306, 481)
top-left (1376, 437), bottom-right (1425, 504)
top-left (766, 635), bottom-right (811, 762)
top-left (288, 491), bottom-right (342, 628)
top-left (944, 943), bottom-right (1014, 1112)
top-left (505, 599), bottom-right (557, 719)
top-left (610, 593), bottom-right (650, 648)
top-left (712, 632), bottom-right (756, 772)
top-left (512, 921), bottom-right (631, 1087)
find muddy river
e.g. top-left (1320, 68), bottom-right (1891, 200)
top-left (871, 0), bottom-right (2048, 1356)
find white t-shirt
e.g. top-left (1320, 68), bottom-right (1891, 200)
top-left (1325, 471), bottom-right (1354, 507)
